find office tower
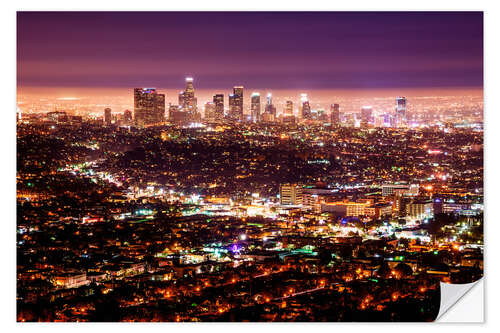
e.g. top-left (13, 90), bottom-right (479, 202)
top-left (204, 102), bottom-right (215, 120)
top-left (134, 88), bottom-right (165, 127)
top-left (285, 100), bottom-right (293, 115)
top-left (264, 92), bottom-right (276, 117)
top-left (168, 104), bottom-right (179, 119)
top-left (250, 92), bottom-right (261, 122)
top-left (396, 96), bottom-right (407, 125)
top-left (229, 86), bottom-right (244, 121)
top-left (228, 94), bottom-right (236, 119)
top-left (156, 94), bottom-right (166, 123)
top-left (301, 93), bottom-right (311, 120)
top-left (183, 77), bottom-right (197, 113)
top-left (406, 200), bottom-right (434, 220)
top-left (361, 106), bottom-right (373, 127)
top-left (123, 110), bottom-right (133, 123)
top-left (169, 104), bottom-right (189, 124)
top-left (280, 183), bottom-right (303, 205)
top-left (330, 103), bottom-right (340, 126)
top-left (213, 94), bottom-right (224, 121)
top-left (104, 108), bottom-right (112, 126)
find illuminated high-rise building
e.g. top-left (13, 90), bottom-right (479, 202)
top-left (250, 92), bottom-right (261, 122)
top-left (213, 94), bottom-right (224, 121)
top-left (280, 183), bottom-right (303, 205)
top-left (330, 103), bottom-right (340, 126)
top-left (396, 96), bottom-right (407, 125)
top-left (301, 93), bottom-right (311, 120)
top-left (285, 100), bottom-right (293, 115)
top-left (204, 102), bottom-right (215, 120)
top-left (228, 94), bottom-right (236, 119)
top-left (183, 77), bottom-right (197, 113)
top-left (264, 92), bottom-right (276, 117)
top-left (361, 106), bottom-right (373, 127)
top-left (134, 88), bottom-right (165, 127)
top-left (229, 86), bottom-right (244, 121)
top-left (104, 108), bottom-right (112, 126)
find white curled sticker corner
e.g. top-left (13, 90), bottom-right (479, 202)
top-left (436, 278), bottom-right (484, 322)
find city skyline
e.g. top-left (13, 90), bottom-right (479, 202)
top-left (17, 85), bottom-right (483, 120)
top-left (16, 10), bottom-right (484, 323)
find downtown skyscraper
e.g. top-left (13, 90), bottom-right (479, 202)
top-left (361, 106), bottom-right (373, 128)
top-left (177, 77), bottom-right (200, 122)
top-left (301, 94), bottom-right (311, 120)
top-left (330, 103), bottom-right (340, 126)
top-left (250, 92), bottom-right (261, 122)
top-left (213, 94), bottom-right (224, 121)
top-left (396, 96), bottom-right (407, 126)
top-left (104, 108), bottom-right (112, 126)
top-left (265, 93), bottom-right (276, 117)
top-left (134, 88), bottom-right (165, 127)
top-left (204, 102), bottom-right (215, 121)
top-left (229, 86), bottom-right (244, 121)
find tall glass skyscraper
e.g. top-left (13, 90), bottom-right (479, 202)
top-left (183, 77), bottom-right (197, 113)
top-left (330, 103), bottom-right (340, 126)
top-left (229, 86), bottom-right (244, 121)
top-left (396, 96), bottom-right (407, 125)
top-left (361, 106), bottom-right (373, 127)
top-left (251, 92), bottom-right (261, 122)
top-left (104, 107), bottom-right (112, 126)
top-left (301, 93), bottom-right (311, 120)
top-left (213, 94), bottom-right (224, 121)
top-left (204, 102), bottom-right (215, 120)
top-left (265, 93), bottom-right (276, 117)
top-left (134, 88), bottom-right (165, 127)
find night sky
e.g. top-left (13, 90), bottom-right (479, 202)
top-left (17, 12), bottom-right (483, 89)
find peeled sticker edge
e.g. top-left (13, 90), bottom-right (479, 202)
top-left (436, 278), bottom-right (484, 322)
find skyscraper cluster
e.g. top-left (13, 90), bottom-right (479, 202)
top-left (133, 88), bottom-right (165, 127)
top-left (128, 77), bottom-right (409, 128)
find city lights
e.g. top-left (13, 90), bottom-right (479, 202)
top-left (16, 11), bottom-right (483, 323)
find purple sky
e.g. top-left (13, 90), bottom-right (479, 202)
top-left (17, 12), bottom-right (483, 89)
